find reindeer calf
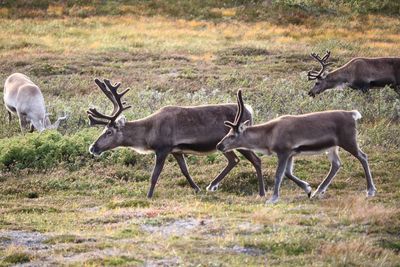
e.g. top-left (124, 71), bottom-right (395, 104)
top-left (217, 90), bottom-right (377, 204)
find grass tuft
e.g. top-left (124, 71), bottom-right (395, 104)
top-left (1, 247), bottom-right (31, 265)
top-left (0, 2), bottom-right (399, 266)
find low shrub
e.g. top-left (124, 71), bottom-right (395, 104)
top-left (0, 127), bottom-right (149, 173)
top-left (0, 129), bottom-right (93, 171)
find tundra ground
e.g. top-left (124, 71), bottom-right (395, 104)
top-left (0, 2), bottom-right (399, 266)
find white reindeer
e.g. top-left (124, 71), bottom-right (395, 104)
top-left (3, 73), bottom-right (67, 132)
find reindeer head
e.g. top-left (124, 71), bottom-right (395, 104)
top-left (307, 51), bottom-right (332, 97)
top-left (87, 79), bottom-right (131, 156)
top-left (216, 90), bottom-right (250, 152)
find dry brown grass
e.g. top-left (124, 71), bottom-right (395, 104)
top-left (319, 239), bottom-right (396, 267)
top-left (321, 195), bottom-right (399, 226)
top-left (0, 5), bottom-right (399, 266)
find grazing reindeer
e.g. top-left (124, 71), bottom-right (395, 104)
top-left (217, 90), bottom-right (377, 204)
top-left (87, 79), bottom-right (265, 198)
top-left (307, 51), bottom-right (400, 97)
top-left (4, 73), bottom-right (67, 132)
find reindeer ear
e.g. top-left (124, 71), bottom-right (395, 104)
top-left (238, 120), bottom-right (250, 133)
top-left (115, 115), bottom-right (126, 129)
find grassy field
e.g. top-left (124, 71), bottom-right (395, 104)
top-left (0, 1), bottom-right (400, 266)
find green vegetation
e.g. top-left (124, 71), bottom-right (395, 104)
top-left (0, 130), bottom-right (93, 171)
top-left (0, 129), bottom-right (148, 172)
top-left (1, 0), bottom-right (400, 20)
top-left (0, 1), bottom-right (399, 266)
top-left (1, 248), bottom-right (31, 265)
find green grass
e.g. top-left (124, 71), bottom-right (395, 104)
top-left (1, 248), bottom-right (31, 266)
top-left (1, 0), bottom-right (400, 20)
top-left (0, 2), bottom-right (399, 266)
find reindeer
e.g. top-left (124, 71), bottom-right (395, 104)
top-left (87, 79), bottom-right (265, 198)
top-left (307, 51), bottom-right (400, 97)
top-left (4, 73), bottom-right (67, 132)
top-left (217, 90), bottom-right (377, 204)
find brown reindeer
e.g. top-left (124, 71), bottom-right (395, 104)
top-left (87, 79), bottom-right (265, 198)
top-left (307, 51), bottom-right (400, 97)
top-left (217, 90), bottom-right (376, 204)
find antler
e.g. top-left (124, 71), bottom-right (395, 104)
top-left (87, 79), bottom-right (132, 126)
top-left (307, 51), bottom-right (332, 80)
top-left (225, 90), bottom-right (244, 131)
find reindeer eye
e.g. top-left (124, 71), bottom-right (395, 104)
top-left (106, 130), bottom-right (112, 136)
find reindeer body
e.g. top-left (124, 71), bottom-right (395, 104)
top-left (108, 104), bottom-right (253, 155)
top-left (331, 58), bottom-right (400, 90)
top-left (4, 73), bottom-right (67, 132)
top-left (217, 90), bottom-right (377, 204)
top-left (307, 52), bottom-right (400, 96)
top-left (244, 111), bottom-right (360, 155)
top-left (4, 73), bottom-right (47, 132)
top-left (88, 79), bottom-right (265, 198)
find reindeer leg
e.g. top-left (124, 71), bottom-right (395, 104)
top-left (358, 83), bottom-right (370, 93)
top-left (172, 153), bottom-right (200, 193)
top-left (7, 111), bottom-right (12, 123)
top-left (238, 149), bottom-right (265, 197)
top-left (267, 153), bottom-right (289, 204)
top-left (351, 81), bottom-right (369, 93)
top-left (18, 113), bottom-right (29, 133)
top-left (342, 141), bottom-right (377, 197)
top-left (353, 149), bottom-right (377, 197)
top-left (206, 151), bottom-right (239, 192)
top-left (311, 147), bottom-right (341, 198)
top-left (19, 119), bottom-right (25, 133)
top-left (284, 156), bottom-right (312, 198)
top-left (147, 150), bottom-right (169, 198)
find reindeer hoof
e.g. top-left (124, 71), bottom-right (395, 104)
top-left (311, 190), bottom-right (325, 199)
top-left (265, 196), bottom-right (279, 205)
top-left (367, 189), bottom-right (377, 197)
top-left (194, 187), bottom-right (201, 193)
top-left (305, 183), bottom-right (312, 197)
top-left (206, 184), bottom-right (219, 192)
top-left (310, 191), bottom-right (317, 199)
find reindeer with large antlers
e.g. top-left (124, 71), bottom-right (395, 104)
top-left (217, 90), bottom-right (377, 204)
top-left (307, 51), bottom-right (400, 97)
top-left (88, 79), bottom-right (265, 198)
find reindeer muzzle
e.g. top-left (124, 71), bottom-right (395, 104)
top-left (89, 145), bottom-right (101, 156)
